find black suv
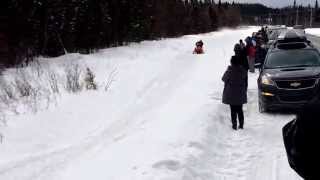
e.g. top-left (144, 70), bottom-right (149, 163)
top-left (258, 30), bottom-right (320, 112)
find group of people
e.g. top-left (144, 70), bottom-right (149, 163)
top-left (222, 27), bottom-right (268, 130)
top-left (191, 27), bottom-right (269, 130)
top-left (222, 27), bottom-right (319, 179)
top-left (243, 28), bottom-right (268, 73)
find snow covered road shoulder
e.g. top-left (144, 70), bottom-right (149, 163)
top-left (0, 27), bottom-right (301, 180)
top-left (306, 28), bottom-right (320, 37)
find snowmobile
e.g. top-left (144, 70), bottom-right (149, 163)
top-left (193, 40), bottom-right (204, 54)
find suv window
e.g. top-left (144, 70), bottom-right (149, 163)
top-left (265, 49), bottom-right (320, 69)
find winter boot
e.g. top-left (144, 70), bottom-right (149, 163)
top-left (232, 124), bottom-right (237, 130)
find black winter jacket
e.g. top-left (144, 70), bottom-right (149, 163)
top-left (222, 64), bottom-right (248, 105)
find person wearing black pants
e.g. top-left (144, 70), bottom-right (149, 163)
top-left (222, 44), bottom-right (248, 130)
top-left (230, 105), bottom-right (244, 129)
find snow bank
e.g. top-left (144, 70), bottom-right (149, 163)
top-left (306, 28), bottom-right (320, 36)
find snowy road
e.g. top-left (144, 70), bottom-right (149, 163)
top-left (0, 27), bottom-right (301, 179)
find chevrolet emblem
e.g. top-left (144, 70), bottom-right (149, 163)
top-left (290, 82), bottom-right (301, 87)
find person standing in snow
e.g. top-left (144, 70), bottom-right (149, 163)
top-left (239, 39), bottom-right (246, 50)
top-left (255, 41), bottom-right (267, 68)
top-left (235, 43), bottom-right (249, 71)
top-left (246, 40), bottom-right (256, 73)
top-left (222, 45), bottom-right (248, 130)
top-left (261, 27), bottom-right (268, 43)
top-left (283, 105), bottom-right (320, 180)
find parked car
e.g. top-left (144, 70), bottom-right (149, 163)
top-left (266, 25), bottom-right (286, 35)
top-left (265, 26), bottom-right (287, 50)
top-left (293, 25), bottom-right (306, 34)
top-left (258, 30), bottom-right (320, 112)
top-left (293, 25), bottom-right (305, 30)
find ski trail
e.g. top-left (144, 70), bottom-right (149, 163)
top-left (181, 104), bottom-right (261, 180)
top-left (0, 47), bottom-right (200, 180)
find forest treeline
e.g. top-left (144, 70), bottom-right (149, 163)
top-left (5, 0), bottom-right (243, 66)
top-left (4, 0), bottom-right (320, 67)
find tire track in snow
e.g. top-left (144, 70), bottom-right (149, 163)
top-left (181, 105), bottom-right (260, 180)
top-left (0, 47), bottom-right (200, 180)
top-left (181, 73), bottom-right (301, 180)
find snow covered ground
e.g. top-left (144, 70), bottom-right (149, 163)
top-left (306, 28), bottom-right (320, 36)
top-left (0, 27), bottom-right (302, 180)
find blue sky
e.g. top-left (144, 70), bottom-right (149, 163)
top-left (222, 0), bottom-right (316, 7)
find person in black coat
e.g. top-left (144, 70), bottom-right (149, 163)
top-left (283, 105), bottom-right (320, 180)
top-left (255, 44), bottom-right (267, 67)
top-left (234, 43), bottom-right (249, 71)
top-left (222, 46), bottom-right (248, 130)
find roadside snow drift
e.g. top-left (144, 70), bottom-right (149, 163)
top-left (0, 27), bottom-right (301, 180)
top-left (306, 28), bottom-right (320, 36)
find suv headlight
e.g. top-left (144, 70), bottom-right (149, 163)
top-left (261, 74), bottom-right (275, 86)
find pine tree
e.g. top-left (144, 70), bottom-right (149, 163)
top-left (6, 0), bottom-right (284, 66)
top-left (315, 0), bottom-right (320, 22)
top-left (209, 5), bottom-right (218, 30)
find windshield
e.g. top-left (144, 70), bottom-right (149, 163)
top-left (265, 50), bottom-right (320, 69)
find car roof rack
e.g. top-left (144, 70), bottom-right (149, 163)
top-left (293, 25), bottom-right (305, 29)
top-left (277, 42), bottom-right (307, 49)
top-left (277, 30), bottom-right (306, 41)
top-left (274, 29), bottom-right (312, 49)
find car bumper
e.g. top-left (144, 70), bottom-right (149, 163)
top-left (258, 84), bottom-right (320, 109)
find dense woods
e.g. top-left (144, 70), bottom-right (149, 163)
top-left (4, 0), bottom-right (240, 67)
top-left (2, 0), bottom-right (320, 67)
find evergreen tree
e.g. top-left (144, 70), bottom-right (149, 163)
top-left (5, 0), bottom-right (273, 66)
top-left (315, 0), bottom-right (320, 23)
top-left (218, 0), bottom-right (222, 9)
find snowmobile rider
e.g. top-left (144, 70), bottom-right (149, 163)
top-left (222, 43), bottom-right (248, 130)
top-left (193, 40), bottom-right (204, 54)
